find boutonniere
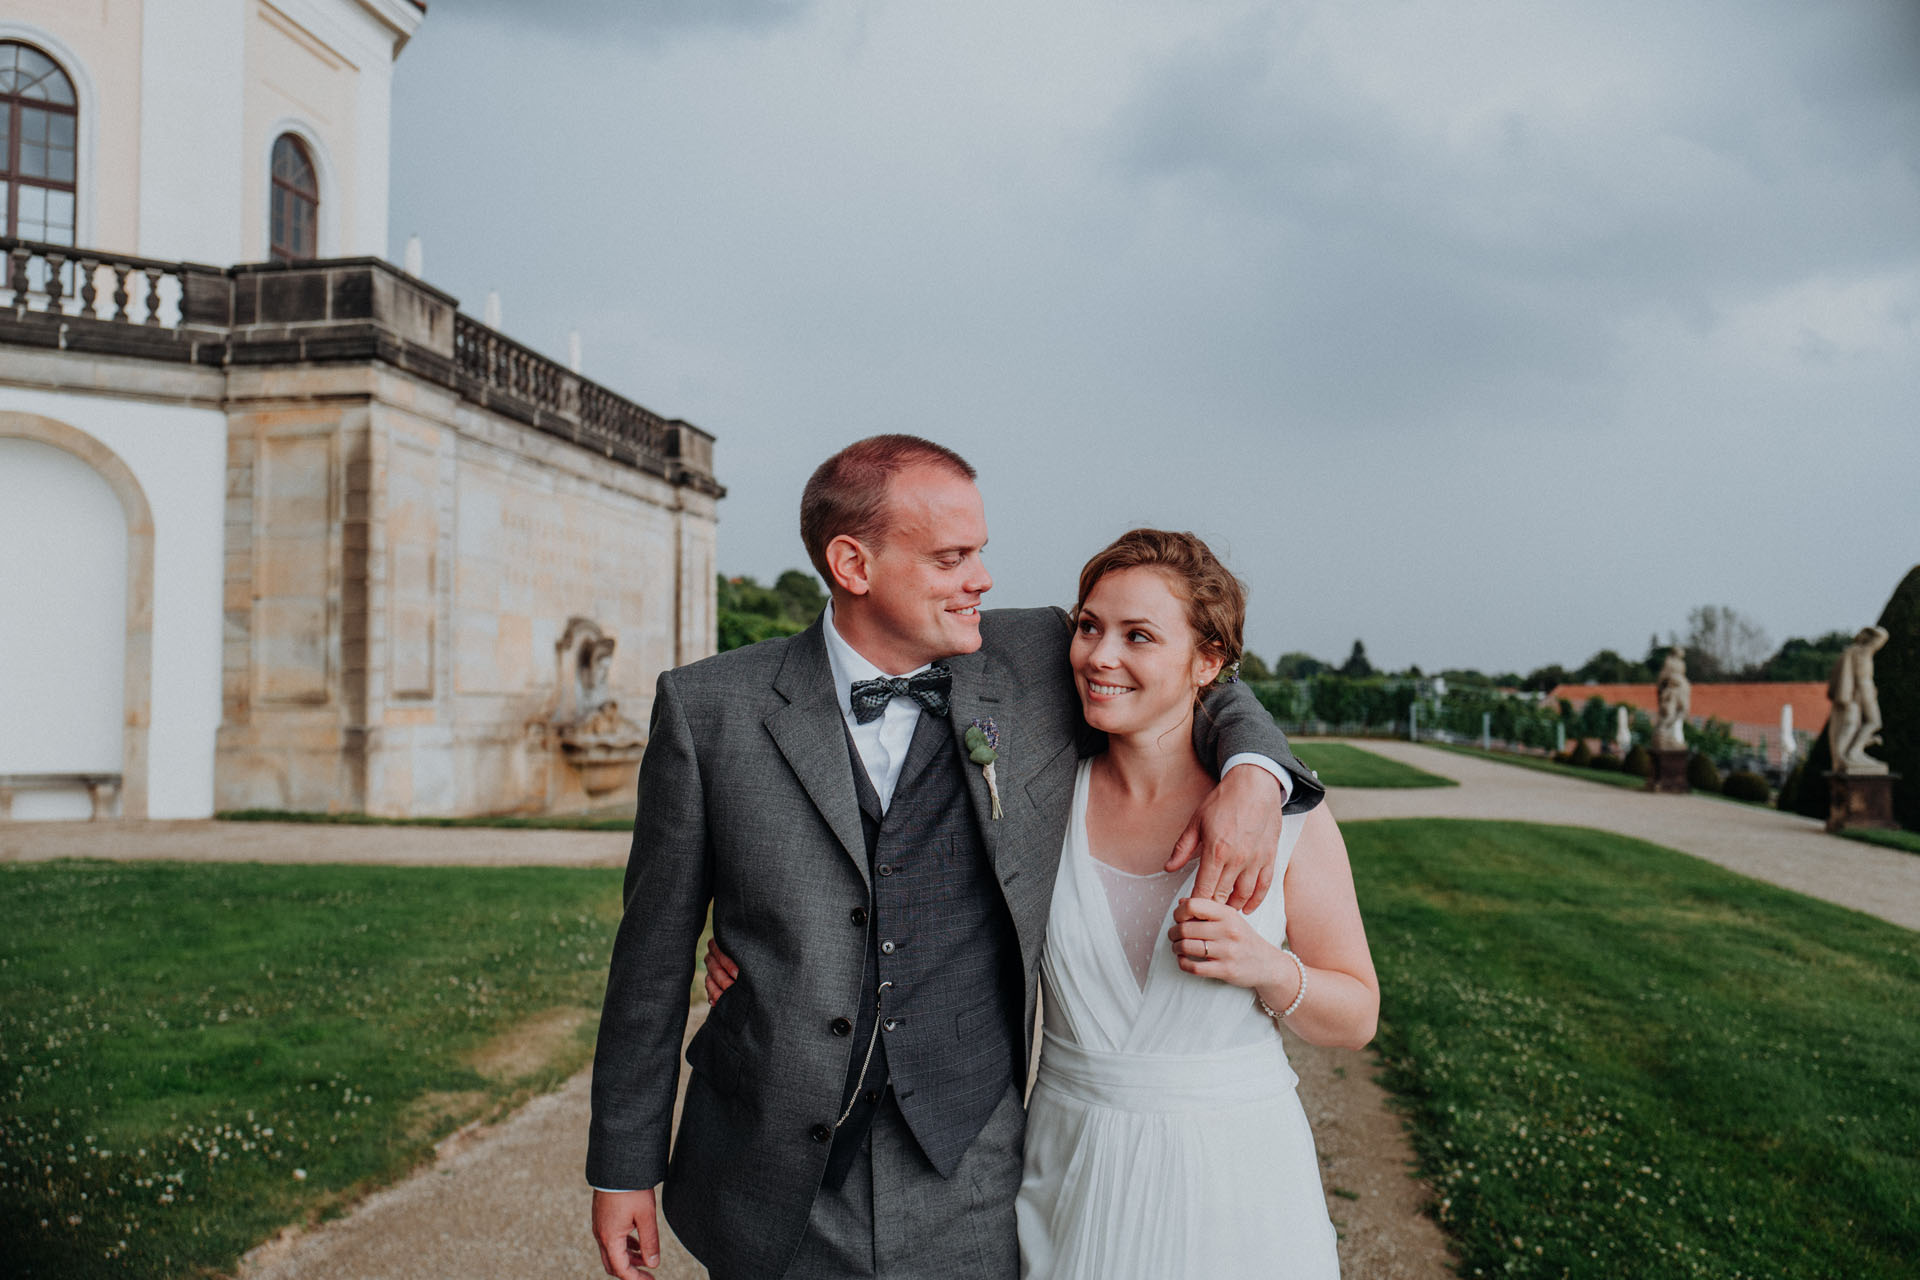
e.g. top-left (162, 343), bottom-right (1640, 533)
top-left (965, 718), bottom-right (1003, 819)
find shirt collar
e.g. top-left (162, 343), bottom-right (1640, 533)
top-left (823, 603), bottom-right (933, 720)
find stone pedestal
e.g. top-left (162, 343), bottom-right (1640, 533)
top-left (1648, 749), bottom-right (1691, 794)
top-left (1826, 772), bottom-right (1899, 832)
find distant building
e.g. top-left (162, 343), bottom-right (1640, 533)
top-left (1546, 683), bottom-right (1829, 765)
top-left (1, 1), bottom-right (722, 821)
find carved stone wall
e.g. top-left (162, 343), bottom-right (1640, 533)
top-left (215, 361), bottom-right (720, 817)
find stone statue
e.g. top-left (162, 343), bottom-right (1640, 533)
top-left (551, 617), bottom-right (646, 795)
top-left (1653, 646), bottom-right (1690, 751)
top-left (1829, 625), bottom-right (1890, 775)
top-left (1615, 705), bottom-right (1632, 757)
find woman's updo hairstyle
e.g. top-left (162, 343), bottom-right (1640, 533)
top-left (1074, 529), bottom-right (1247, 691)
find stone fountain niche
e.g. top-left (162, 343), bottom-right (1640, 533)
top-left (551, 617), bottom-right (646, 796)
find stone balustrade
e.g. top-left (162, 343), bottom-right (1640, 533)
top-left (0, 236), bottom-right (720, 494)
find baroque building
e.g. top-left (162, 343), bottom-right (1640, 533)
top-left (0, 1), bottom-right (722, 821)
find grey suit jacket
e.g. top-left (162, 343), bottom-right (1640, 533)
top-left (586, 607), bottom-right (1319, 1276)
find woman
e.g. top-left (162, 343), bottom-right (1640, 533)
top-left (1014, 528), bottom-right (1376, 1278)
top-left (705, 529), bottom-right (1378, 1276)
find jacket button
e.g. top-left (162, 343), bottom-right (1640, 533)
top-left (863, 1088), bottom-right (880, 1104)
top-left (880, 939), bottom-right (896, 955)
top-left (877, 863), bottom-right (894, 877)
top-left (830, 1017), bottom-right (852, 1036)
top-left (850, 906), bottom-right (868, 926)
top-left (810, 1123), bottom-right (832, 1143)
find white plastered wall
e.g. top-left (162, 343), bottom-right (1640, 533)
top-left (0, 388), bottom-right (227, 818)
top-left (138, 0), bottom-right (247, 263)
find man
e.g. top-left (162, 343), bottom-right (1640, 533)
top-left (588, 435), bottom-right (1321, 1279)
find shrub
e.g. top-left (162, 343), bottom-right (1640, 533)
top-left (1622, 744), bottom-right (1653, 778)
top-left (1778, 762), bottom-right (1803, 812)
top-left (1793, 729), bottom-right (1833, 821)
top-left (1588, 754), bottom-right (1621, 772)
top-left (1687, 753), bottom-right (1723, 793)
top-left (1873, 564), bottom-right (1920, 830)
top-left (1569, 740), bottom-right (1593, 767)
top-left (1722, 770), bottom-right (1772, 804)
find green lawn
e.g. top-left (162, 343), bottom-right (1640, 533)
top-left (1291, 740), bottom-right (1457, 789)
top-left (1430, 741), bottom-right (1651, 789)
top-left (0, 860), bottom-right (633, 1278)
top-left (1841, 827), bottom-right (1920, 856)
top-left (1349, 819), bottom-right (1920, 1279)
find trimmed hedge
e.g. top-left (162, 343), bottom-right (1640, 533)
top-left (1622, 744), bottom-right (1653, 778)
top-left (1876, 565), bottom-right (1920, 829)
top-left (1722, 770), bottom-right (1772, 804)
top-left (1687, 753), bottom-right (1723, 793)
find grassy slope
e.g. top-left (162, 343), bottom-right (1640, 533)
top-left (1841, 827), bottom-right (1920, 856)
top-left (1349, 819), bottom-right (1919, 1279)
top-left (1291, 741), bottom-right (1457, 789)
top-left (0, 861), bottom-right (632, 1278)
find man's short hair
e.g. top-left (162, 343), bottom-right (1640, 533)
top-left (799, 435), bottom-right (978, 581)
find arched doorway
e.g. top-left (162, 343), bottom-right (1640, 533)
top-left (0, 413), bottom-right (153, 818)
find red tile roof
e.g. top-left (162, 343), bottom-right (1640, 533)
top-left (1548, 682), bottom-right (1830, 762)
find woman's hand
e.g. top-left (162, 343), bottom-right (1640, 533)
top-left (702, 937), bottom-right (739, 1005)
top-left (1168, 896), bottom-right (1292, 995)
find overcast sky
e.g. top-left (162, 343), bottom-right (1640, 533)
top-left (389, 0), bottom-right (1919, 676)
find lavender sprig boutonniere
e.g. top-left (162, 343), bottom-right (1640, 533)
top-left (965, 718), bottom-right (1003, 819)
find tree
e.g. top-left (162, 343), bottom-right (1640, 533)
top-left (1521, 664), bottom-right (1569, 694)
top-left (716, 570), bottom-right (825, 652)
top-left (1574, 649), bottom-right (1650, 683)
top-left (771, 569), bottom-right (827, 624)
top-left (1759, 632), bottom-right (1852, 682)
top-left (1339, 640), bottom-right (1373, 678)
top-left (1237, 651), bottom-right (1273, 682)
top-left (1273, 652), bottom-right (1326, 679)
top-left (1682, 605), bottom-right (1771, 681)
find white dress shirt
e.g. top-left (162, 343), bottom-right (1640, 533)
top-left (822, 605), bottom-right (1290, 813)
top-left (824, 605), bottom-right (936, 813)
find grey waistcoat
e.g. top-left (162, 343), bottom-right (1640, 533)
top-left (825, 709), bottom-right (1023, 1184)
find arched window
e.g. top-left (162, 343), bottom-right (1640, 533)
top-left (270, 133), bottom-right (319, 262)
top-left (0, 41), bottom-right (78, 245)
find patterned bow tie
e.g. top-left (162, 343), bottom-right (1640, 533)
top-left (849, 664), bottom-right (953, 724)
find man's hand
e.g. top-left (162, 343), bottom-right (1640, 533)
top-left (592, 1187), bottom-right (662, 1279)
top-left (1165, 763), bottom-right (1285, 911)
top-left (702, 937), bottom-right (739, 1005)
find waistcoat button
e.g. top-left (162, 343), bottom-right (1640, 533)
top-left (810, 1123), bottom-right (831, 1143)
top-left (849, 906), bottom-right (868, 926)
top-left (880, 939), bottom-right (896, 954)
top-left (830, 1017), bottom-right (852, 1036)
top-left (882, 1017), bottom-right (899, 1032)
top-left (877, 863), bottom-right (894, 876)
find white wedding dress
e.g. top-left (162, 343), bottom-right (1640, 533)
top-left (1016, 760), bottom-right (1341, 1279)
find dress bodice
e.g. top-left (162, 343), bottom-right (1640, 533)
top-left (1039, 759), bottom-right (1306, 1060)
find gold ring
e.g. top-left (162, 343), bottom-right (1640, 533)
top-left (1202, 940), bottom-right (1209, 959)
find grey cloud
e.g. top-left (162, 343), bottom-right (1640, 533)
top-left (1094, 1), bottom-right (1920, 434)
top-left (429, 0), bottom-right (812, 38)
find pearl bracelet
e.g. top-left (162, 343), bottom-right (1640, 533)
top-left (1257, 947), bottom-right (1308, 1020)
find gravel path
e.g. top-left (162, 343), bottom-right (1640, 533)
top-left (0, 818), bottom-right (630, 867)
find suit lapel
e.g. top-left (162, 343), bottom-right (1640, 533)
top-left (766, 620), bottom-right (869, 885)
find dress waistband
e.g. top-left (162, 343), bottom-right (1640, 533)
top-left (1033, 1031), bottom-right (1299, 1112)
